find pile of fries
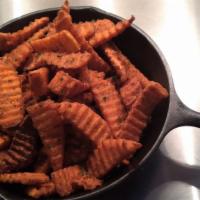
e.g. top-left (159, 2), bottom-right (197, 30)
top-left (0, 0), bottom-right (169, 198)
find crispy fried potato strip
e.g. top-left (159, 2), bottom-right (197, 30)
top-left (89, 16), bottom-right (134, 48)
top-left (74, 21), bottom-right (95, 39)
top-left (118, 82), bottom-right (169, 141)
top-left (120, 77), bottom-right (143, 109)
top-left (51, 165), bottom-right (101, 197)
top-left (51, 165), bottom-right (82, 197)
top-left (57, 102), bottom-right (112, 144)
top-left (26, 182), bottom-right (56, 199)
top-left (30, 30), bottom-right (80, 53)
top-left (0, 62), bottom-right (24, 128)
top-left (3, 42), bottom-right (33, 69)
top-left (53, 10), bottom-right (110, 72)
top-left (0, 132), bottom-right (36, 172)
top-left (28, 67), bottom-right (49, 97)
top-left (87, 139), bottom-right (142, 177)
top-left (27, 100), bottom-right (65, 171)
top-left (89, 76), bottom-right (126, 137)
top-left (26, 51), bottom-right (92, 71)
top-left (0, 17), bottom-right (49, 52)
top-left (48, 71), bottom-right (89, 98)
top-left (0, 172), bottom-right (49, 185)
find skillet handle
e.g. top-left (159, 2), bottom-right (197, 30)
top-left (164, 92), bottom-right (200, 134)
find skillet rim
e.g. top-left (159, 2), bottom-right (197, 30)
top-left (0, 6), bottom-right (174, 200)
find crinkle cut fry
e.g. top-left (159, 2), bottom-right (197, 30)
top-left (48, 71), bottom-right (89, 98)
top-left (26, 52), bottom-right (92, 71)
top-left (30, 30), bottom-right (80, 53)
top-left (90, 77), bottom-right (126, 137)
top-left (120, 76), bottom-right (143, 109)
top-left (102, 42), bottom-right (128, 83)
top-left (0, 17), bottom-right (49, 52)
top-left (74, 21), bottom-right (95, 39)
top-left (27, 100), bottom-right (65, 171)
top-left (118, 81), bottom-right (169, 141)
top-left (26, 182), bottom-right (56, 199)
top-left (54, 10), bottom-right (110, 72)
top-left (0, 62), bottom-right (24, 128)
top-left (3, 42), bottom-right (33, 69)
top-left (56, 102), bottom-right (112, 145)
top-left (87, 139), bottom-right (142, 178)
top-left (51, 165), bottom-right (82, 197)
top-left (51, 165), bottom-right (101, 197)
top-left (89, 16), bottom-right (134, 48)
top-left (0, 172), bottom-right (49, 185)
top-left (0, 133), bottom-right (36, 173)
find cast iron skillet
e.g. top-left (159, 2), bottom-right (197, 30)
top-left (0, 7), bottom-right (200, 200)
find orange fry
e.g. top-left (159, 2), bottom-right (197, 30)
top-left (89, 16), bottom-right (134, 48)
top-left (118, 82), bottom-right (169, 141)
top-left (30, 30), bottom-right (80, 53)
top-left (26, 51), bottom-right (92, 71)
top-left (26, 182), bottom-right (56, 199)
top-left (51, 165), bottom-right (82, 197)
top-left (28, 25), bottom-right (49, 41)
top-left (102, 42), bottom-right (128, 83)
top-left (27, 100), bottom-right (65, 171)
top-left (48, 71), bottom-right (89, 98)
top-left (0, 172), bottom-right (49, 185)
top-left (55, 11), bottom-right (110, 72)
top-left (3, 42), bottom-right (33, 69)
top-left (0, 62), bottom-right (24, 128)
top-left (28, 67), bottom-right (49, 97)
top-left (87, 139), bottom-right (142, 177)
top-left (0, 17), bottom-right (49, 52)
top-left (120, 77), bottom-right (143, 109)
top-left (74, 21), bottom-right (95, 39)
top-left (89, 77), bottom-right (126, 137)
top-left (73, 175), bottom-right (102, 190)
top-left (73, 91), bottom-right (94, 105)
top-left (57, 102), bottom-right (112, 144)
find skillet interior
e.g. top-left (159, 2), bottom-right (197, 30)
top-left (0, 8), bottom-right (170, 200)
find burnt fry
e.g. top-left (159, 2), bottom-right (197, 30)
top-left (48, 71), bottom-right (89, 98)
top-left (89, 16), bottom-right (134, 48)
top-left (28, 67), bottom-right (49, 97)
top-left (118, 82), bottom-right (169, 141)
top-left (27, 100), bottom-right (65, 171)
top-left (26, 182), bottom-right (56, 199)
top-left (0, 172), bottom-right (49, 185)
top-left (0, 62), bottom-right (24, 128)
top-left (89, 76), bottom-right (126, 137)
top-left (30, 30), bottom-right (80, 53)
top-left (87, 139), bottom-right (142, 177)
top-left (57, 102), bottom-right (112, 144)
top-left (0, 17), bottom-right (49, 52)
top-left (26, 51), bottom-right (92, 71)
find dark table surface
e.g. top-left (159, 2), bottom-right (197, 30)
top-left (0, 0), bottom-right (200, 199)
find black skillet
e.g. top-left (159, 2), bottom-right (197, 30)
top-left (0, 6), bottom-right (200, 200)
